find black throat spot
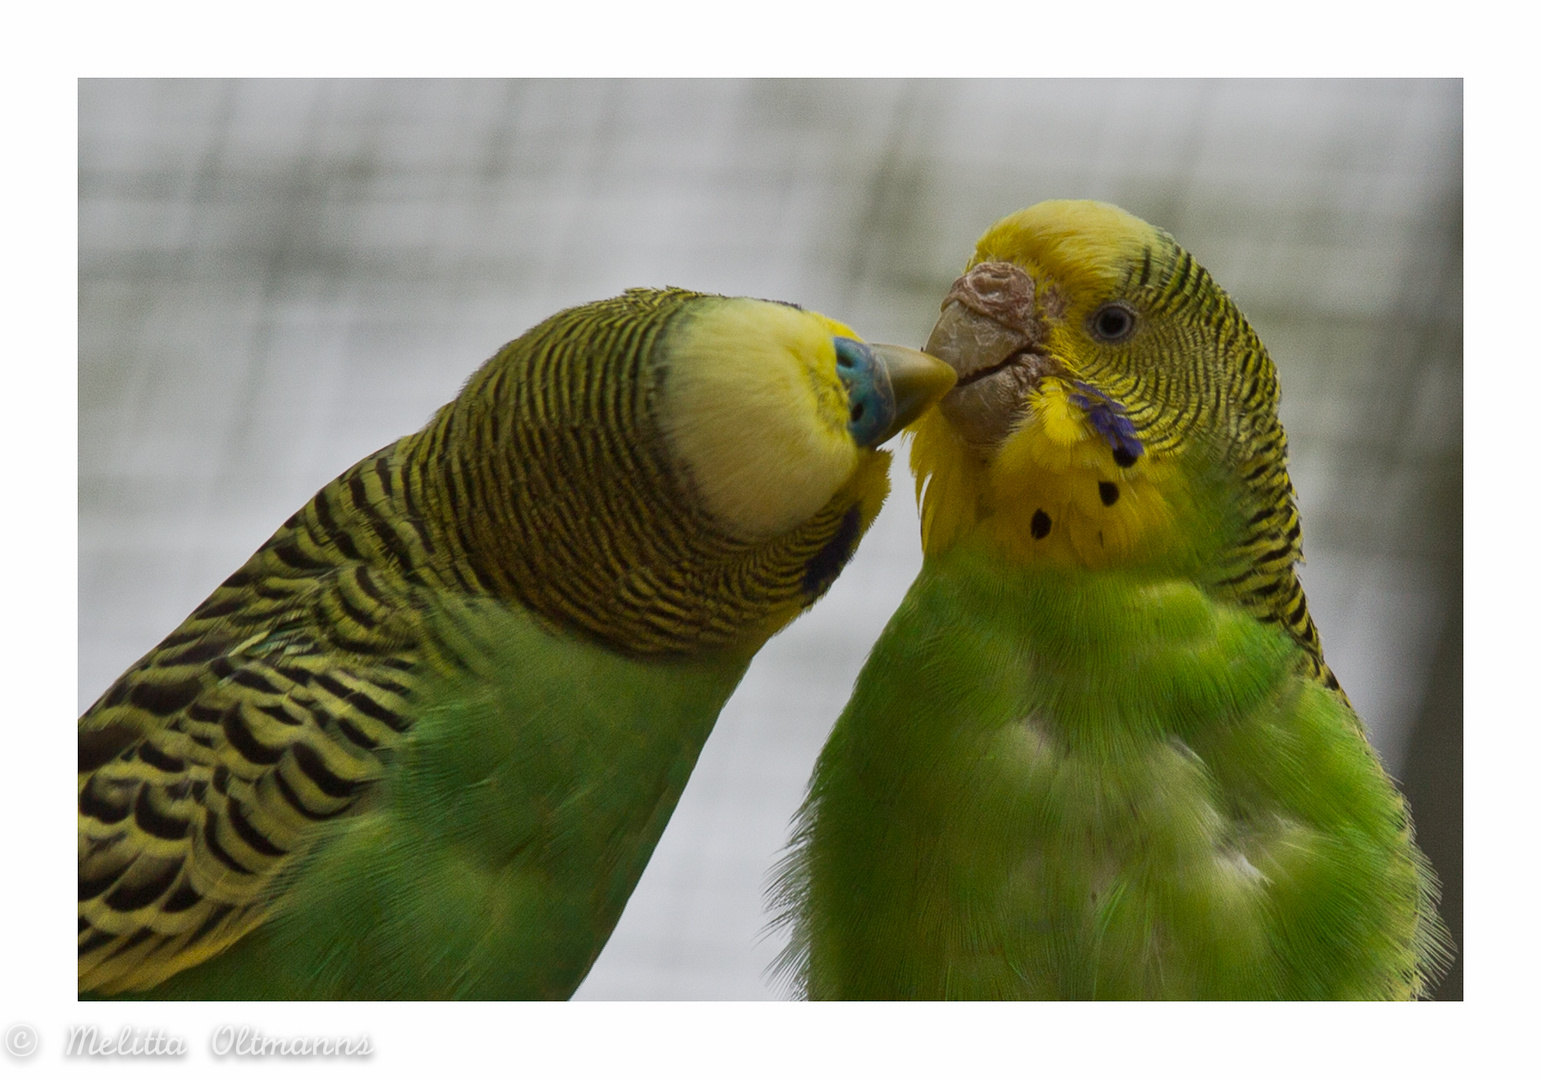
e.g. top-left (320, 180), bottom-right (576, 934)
top-left (801, 506), bottom-right (863, 601)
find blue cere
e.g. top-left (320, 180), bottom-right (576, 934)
top-left (1070, 380), bottom-right (1144, 465)
top-left (834, 337), bottom-right (897, 448)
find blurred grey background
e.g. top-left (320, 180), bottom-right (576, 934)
top-left (79, 78), bottom-right (1462, 999)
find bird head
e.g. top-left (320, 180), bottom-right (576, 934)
top-left (441, 289), bottom-right (955, 656)
top-left (911, 200), bottom-right (1297, 580)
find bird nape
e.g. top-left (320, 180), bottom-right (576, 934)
top-left (772, 200), bottom-right (1452, 1001)
top-left (79, 287), bottom-right (955, 1000)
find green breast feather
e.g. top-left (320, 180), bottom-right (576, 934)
top-left (779, 547), bottom-right (1439, 999)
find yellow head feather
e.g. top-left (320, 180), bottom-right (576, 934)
top-left (971, 200), bottom-right (1157, 298)
top-left (659, 298), bottom-right (874, 541)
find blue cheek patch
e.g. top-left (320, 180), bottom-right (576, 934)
top-left (1069, 380), bottom-right (1144, 467)
top-left (834, 337), bottom-right (897, 448)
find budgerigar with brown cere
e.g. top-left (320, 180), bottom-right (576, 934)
top-left (78, 287), bottom-right (955, 999)
top-left (772, 201), bottom-right (1450, 999)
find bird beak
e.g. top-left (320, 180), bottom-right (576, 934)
top-left (923, 262), bottom-right (1058, 456)
top-left (864, 344), bottom-right (957, 446)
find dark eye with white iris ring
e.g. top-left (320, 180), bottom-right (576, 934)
top-left (1088, 302), bottom-right (1138, 344)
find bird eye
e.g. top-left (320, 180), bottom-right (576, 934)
top-left (1088, 302), bottom-right (1137, 344)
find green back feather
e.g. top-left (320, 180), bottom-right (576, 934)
top-left (109, 595), bottom-right (743, 999)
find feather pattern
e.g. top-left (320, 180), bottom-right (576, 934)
top-left (80, 288), bottom-right (912, 997)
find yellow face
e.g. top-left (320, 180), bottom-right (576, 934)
top-left (911, 200), bottom-right (1259, 572)
top-left (657, 298), bottom-right (878, 542)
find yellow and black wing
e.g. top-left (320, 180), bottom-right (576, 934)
top-left (78, 451), bottom-right (430, 995)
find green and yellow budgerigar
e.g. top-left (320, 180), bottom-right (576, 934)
top-left (79, 287), bottom-right (955, 999)
top-left (772, 201), bottom-right (1450, 999)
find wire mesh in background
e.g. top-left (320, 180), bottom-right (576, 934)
top-left (79, 78), bottom-right (1462, 998)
